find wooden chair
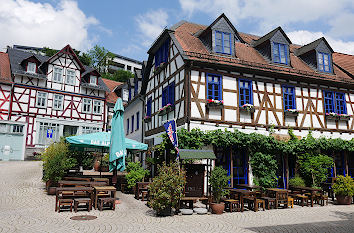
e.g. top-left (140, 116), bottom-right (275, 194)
top-left (141, 190), bottom-right (148, 201)
top-left (224, 199), bottom-right (241, 212)
top-left (295, 194), bottom-right (309, 207)
top-left (288, 197), bottom-right (294, 208)
top-left (243, 193), bottom-right (265, 212)
top-left (74, 198), bottom-right (92, 212)
top-left (275, 191), bottom-right (288, 208)
top-left (261, 197), bottom-right (276, 210)
top-left (99, 197), bottom-right (116, 211)
top-left (58, 199), bottom-right (73, 212)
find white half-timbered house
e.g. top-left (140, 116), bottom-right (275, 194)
top-left (143, 14), bottom-right (354, 191)
top-left (5, 45), bottom-right (109, 158)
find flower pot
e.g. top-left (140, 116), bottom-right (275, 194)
top-left (157, 206), bottom-right (172, 216)
top-left (336, 195), bottom-right (352, 205)
top-left (46, 180), bottom-right (57, 195)
top-left (210, 203), bottom-right (225, 214)
top-left (94, 160), bottom-right (100, 171)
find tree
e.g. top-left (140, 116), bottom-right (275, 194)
top-left (101, 69), bottom-right (134, 82)
top-left (88, 45), bottom-right (115, 73)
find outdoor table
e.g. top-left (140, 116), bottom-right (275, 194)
top-left (179, 197), bottom-right (199, 209)
top-left (290, 186), bottom-right (323, 207)
top-left (93, 186), bottom-right (116, 209)
top-left (266, 188), bottom-right (290, 208)
top-left (58, 180), bottom-right (107, 187)
top-left (55, 187), bottom-right (93, 212)
top-left (232, 189), bottom-right (255, 212)
top-left (135, 182), bottom-right (151, 199)
top-left (234, 184), bottom-right (262, 191)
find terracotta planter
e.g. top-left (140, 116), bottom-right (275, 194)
top-left (210, 203), bottom-right (225, 214)
top-left (94, 160), bottom-right (100, 171)
top-left (46, 180), bottom-right (57, 195)
top-left (336, 195), bottom-right (352, 205)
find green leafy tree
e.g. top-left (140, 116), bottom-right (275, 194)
top-left (88, 45), bottom-right (115, 73)
top-left (210, 166), bottom-right (230, 203)
top-left (149, 162), bottom-right (186, 214)
top-left (125, 162), bottom-right (149, 188)
top-left (101, 69), bottom-right (134, 82)
top-left (249, 152), bottom-right (278, 189)
top-left (298, 153), bottom-right (334, 187)
top-left (289, 175), bottom-right (306, 187)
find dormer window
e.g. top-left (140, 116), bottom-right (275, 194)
top-left (90, 75), bottom-right (97, 85)
top-left (27, 62), bottom-right (36, 73)
top-left (318, 52), bottom-right (331, 72)
top-left (273, 43), bottom-right (288, 64)
top-left (215, 31), bottom-right (231, 55)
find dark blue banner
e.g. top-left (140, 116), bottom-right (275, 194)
top-left (163, 120), bottom-right (179, 158)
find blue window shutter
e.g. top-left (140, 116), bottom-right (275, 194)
top-left (136, 112), bottom-right (139, 130)
top-left (147, 98), bottom-right (152, 116)
top-left (131, 115), bottom-right (134, 132)
top-left (126, 119), bottom-right (129, 135)
top-left (168, 82), bottom-right (175, 105)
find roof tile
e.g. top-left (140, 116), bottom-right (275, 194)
top-left (0, 52), bottom-right (11, 83)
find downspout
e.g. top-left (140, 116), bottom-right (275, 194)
top-left (8, 82), bottom-right (14, 120)
top-left (185, 61), bottom-right (191, 131)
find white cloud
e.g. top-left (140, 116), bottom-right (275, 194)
top-left (288, 30), bottom-right (354, 55)
top-left (135, 9), bottom-right (169, 47)
top-left (0, 0), bottom-right (100, 51)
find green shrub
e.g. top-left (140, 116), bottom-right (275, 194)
top-left (289, 175), bottom-right (306, 187)
top-left (332, 175), bottom-right (354, 196)
top-left (250, 152), bottom-right (278, 189)
top-left (210, 166), bottom-right (230, 203)
top-left (125, 162), bottom-right (149, 189)
top-left (42, 141), bottom-right (77, 183)
top-left (101, 154), bottom-right (110, 167)
top-left (149, 162), bottom-right (186, 213)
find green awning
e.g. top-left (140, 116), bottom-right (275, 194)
top-left (179, 149), bottom-right (216, 160)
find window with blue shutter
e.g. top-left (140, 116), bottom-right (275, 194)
top-left (318, 52), bottom-right (331, 72)
top-left (128, 89), bottom-right (131, 101)
top-left (136, 112), bottom-right (139, 130)
top-left (335, 92), bottom-right (347, 114)
top-left (273, 43), bottom-right (288, 64)
top-left (324, 91), bottom-right (346, 114)
top-left (155, 39), bottom-right (170, 67)
top-left (131, 115), bottom-right (134, 132)
top-left (162, 82), bottom-right (175, 107)
top-left (207, 74), bottom-right (222, 100)
top-left (239, 79), bottom-right (253, 106)
top-left (147, 98), bottom-right (152, 117)
top-left (215, 31), bottom-right (231, 55)
top-left (126, 119), bottom-right (129, 135)
top-left (283, 86), bottom-right (296, 110)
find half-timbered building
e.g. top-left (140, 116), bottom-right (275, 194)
top-left (3, 45), bottom-right (109, 159)
top-left (143, 14), bottom-right (354, 190)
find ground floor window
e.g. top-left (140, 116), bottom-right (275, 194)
top-left (37, 122), bottom-right (60, 145)
top-left (82, 126), bottom-right (100, 135)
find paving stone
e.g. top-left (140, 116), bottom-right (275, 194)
top-left (0, 161), bottom-right (353, 233)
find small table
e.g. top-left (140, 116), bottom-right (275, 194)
top-left (179, 197), bottom-right (199, 209)
top-left (93, 186), bottom-right (116, 209)
top-left (55, 187), bottom-right (93, 212)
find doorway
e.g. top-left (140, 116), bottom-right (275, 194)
top-left (184, 164), bottom-right (205, 197)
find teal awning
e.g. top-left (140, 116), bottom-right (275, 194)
top-left (179, 149), bottom-right (216, 160)
top-left (66, 132), bottom-right (148, 151)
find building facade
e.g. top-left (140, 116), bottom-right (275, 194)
top-left (1, 45), bottom-right (109, 159)
top-left (108, 53), bottom-right (143, 73)
top-left (143, 14), bottom-right (354, 191)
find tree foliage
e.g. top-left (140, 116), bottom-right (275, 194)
top-left (210, 166), bottom-right (230, 203)
top-left (249, 152), bottom-right (278, 189)
top-left (125, 161), bottom-right (149, 188)
top-left (101, 69), bottom-right (134, 82)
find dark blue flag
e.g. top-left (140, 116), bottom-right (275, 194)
top-left (163, 120), bottom-right (179, 158)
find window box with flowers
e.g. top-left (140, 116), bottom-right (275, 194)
top-left (240, 104), bottom-right (255, 113)
top-left (144, 116), bottom-right (152, 123)
top-left (338, 114), bottom-right (351, 121)
top-left (158, 103), bottom-right (174, 116)
top-left (206, 99), bottom-right (224, 109)
top-left (284, 109), bottom-right (299, 117)
top-left (325, 112), bottom-right (338, 120)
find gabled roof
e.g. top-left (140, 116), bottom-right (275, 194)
top-left (47, 44), bottom-right (85, 71)
top-left (170, 20), bottom-right (354, 86)
top-left (0, 52), bottom-right (11, 84)
top-left (20, 54), bottom-right (42, 65)
top-left (252, 26), bottom-right (292, 47)
top-left (333, 53), bottom-right (354, 78)
top-left (199, 13), bottom-right (245, 43)
top-left (295, 37), bottom-right (334, 56)
top-left (102, 78), bottom-right (123, 104)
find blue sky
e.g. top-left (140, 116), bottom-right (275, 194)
top-left (1, 0), bottom-right (354, 61)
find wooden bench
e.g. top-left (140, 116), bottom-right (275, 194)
top-left (99, 197), bottom-right (116, 211)
top-left (224, 199), bottom-right (240, 212)
top-left (295, 194), bottom-right (309, 207)
top-left (74, 198), bottom-right (92, 212)
top-left (58, 199), bottom-right (73, 212)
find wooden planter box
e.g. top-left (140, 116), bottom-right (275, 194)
top-left (325, 114), bottom-right (338, 120)
top-left (206, 102), bottom-right (224, 109)
top-left (284, 111), bottom-right (299, 117)
top-left (240, 106), bottom-right (255, 113)
top-left (158, 105), bottom-right (174, 116)
top-left (338, 115), bottom-right (351, 121)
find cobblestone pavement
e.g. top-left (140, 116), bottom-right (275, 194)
top-left (0, 161), bottom-right (353, 233)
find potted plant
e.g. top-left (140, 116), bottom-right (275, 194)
top-left (158, 103), bottom-right (174, 116)
top-left (125, 161), bottom-right (149, 190)
top-left (209, 166), bottom-right (230, 214)
top-left (100, 154), bottom-right (110, 172)
top-left (240, 103), bottom-right (255, 113)
top-left (42, 141), bottom-right (77, 195)
top-left (149, 162), bottom-right (186, 216)
top-left (332, 175), bottom-right (354, 205)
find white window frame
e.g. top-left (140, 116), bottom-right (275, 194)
top-left (82, 126), bottom-right (100, 134)
top-left (36, 92), bottom-right (47, 108)
top-left (53, 66), bottom-right (63, 83)
top-left (27, 62), bottom-right (36, 73)
top-left (11, 124), bottom-right (24, 134)
top-left (82, 98), bottom-right (92, 113)
top-left (66, 69), bottom-right (76, 85)
top-left (53, 94), bottom-right (64, 111)
top-left (37, 122), bottom-right (60, 145)
top-left (93, 100), bottom-right (102, 114)
top-left (90, 75), bottom-right (97, 85)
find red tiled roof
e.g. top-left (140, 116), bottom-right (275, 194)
top-left (102, 78), bottom-right (123, 104)
top-left (174, 22), bottom-right (354, 85)
top-left (333, 52), bottom-right (354, 77)
top-left (0, 52), bottom-right (12, 83)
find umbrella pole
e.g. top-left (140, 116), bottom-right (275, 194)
top-left (100, 148), bottom-right (103, 178)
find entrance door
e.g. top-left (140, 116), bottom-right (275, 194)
top-left (231, 150), bottom-right (248, 186)
top-left (184, 164), bottom-right (205, 197)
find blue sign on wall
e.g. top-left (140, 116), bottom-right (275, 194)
top-left (47, 129), bottom-right (53, 139)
